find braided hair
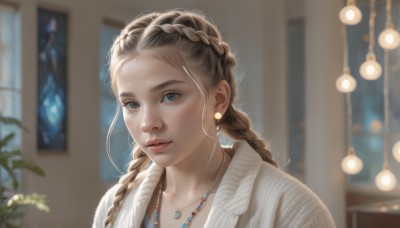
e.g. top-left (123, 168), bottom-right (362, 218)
top-left (105, 9), bottom-right (277, 227)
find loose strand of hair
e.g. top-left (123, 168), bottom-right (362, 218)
top-left (106, 102), bottom-right (124, 175)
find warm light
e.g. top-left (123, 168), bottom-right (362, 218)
top-left (360, 59), bottom-right (382, 80)
top-left (375, 168), bottom-right (397, 191)
top-left (378, 28), bottom-right (400, 50)
top-left (339, 5), bottom-right (362, 25)
top-left (336, 73), bottom-right (357, 93)
top-left (214, 112), bottom-right (222, 120)
top-left (370, 119), bottom-right (383, 133)
top-left (341, 154), bottom-right (363, 175)
top-left (393, 141), bottom-right (400, 162)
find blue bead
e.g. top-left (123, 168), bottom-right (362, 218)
top-left (153, 211), bottom-right (158, 221)
top-left (182, 224), bottom-right (187, 228)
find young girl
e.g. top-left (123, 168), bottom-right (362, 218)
top-left (93, 9), bottom-right (336, 228)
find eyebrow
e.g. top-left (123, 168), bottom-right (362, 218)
top-left (118, 79), bottom-right (186, 98)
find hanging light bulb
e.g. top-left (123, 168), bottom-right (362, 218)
top-left (379, 27), bottom-right (400, 50)
top-left (341, 148), bottom-right (363, 175)
top-left (393, 141), bottom-right (400, 162)
top-left (336, 68), bottom-right (357, 93)
top-left (360, 54), bottom-right (382, 80)
top-left (375, 167), bottom-right (397, 191)
top-left (339, 2), bottom-right (362, 25)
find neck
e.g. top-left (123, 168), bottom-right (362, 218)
top-left (163, 142), bottom-right (226, 198)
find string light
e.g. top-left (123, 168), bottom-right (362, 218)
top-left (360, 0), bottom-right (382, 80)
top-left (360, 54), bottom-right (382, 80)
top-left (339, 0), bottom-right (362, 25)
top-left (375, 166), bottom-right (397, 191)
top-left (337, 23), bottom-right (357, 94)
top-left (378, 0), bottom-right (400, 49)
top-left (375, 49), bottom-right (397, 191)
top-left (336, 68), bottom-right (357, 93)
top-left (393, 141), bottom-right (400, 162)
top-left (340, 84), bottom-right (363, 174)
top-left (339, 20), bottom-right (363, 175)
top-left (379, 27), bottom-right (400, 49)
top-left (342, 148), bottom-right (363, 174)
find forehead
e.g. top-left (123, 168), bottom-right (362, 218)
top-left (116, 51), bottom-right (202, 93)
top-left (119, 53), bottom-right (182, 81)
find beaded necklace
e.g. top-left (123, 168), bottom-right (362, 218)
top-left (162, 191), bottom-right (202, 219)
top-left (152, 152), bottom-right (225, 228)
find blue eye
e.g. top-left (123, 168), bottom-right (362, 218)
top-left (124, 101), bottom-right (140, 110)
top-left (162, 93), bottom-right (180, 103)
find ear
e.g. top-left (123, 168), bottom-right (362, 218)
top-left (213, 80), bottom-right (231, 116)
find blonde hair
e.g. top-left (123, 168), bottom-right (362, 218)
top-left (104, 9), bottom-right (277, 227)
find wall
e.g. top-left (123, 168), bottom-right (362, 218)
top-left (8, 0), bottom-right (289, 227)
top-left (18, 0), bottom-right (104, 227)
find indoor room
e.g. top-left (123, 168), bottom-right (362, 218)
top-left (0, 0), bottom-right (399, 227)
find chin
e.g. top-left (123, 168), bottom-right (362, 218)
top-left (149, 156), bottom-right (175, 168)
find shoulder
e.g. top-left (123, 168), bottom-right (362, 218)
top-left (92, 184), bottom-right (120, 228)
top-left (252, 163), bottom-right (336, 227)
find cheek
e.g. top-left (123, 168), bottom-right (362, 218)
top-left (171, 98), bottom-right (213, 131)
top-left (122, 111), bottom-right (140, 138)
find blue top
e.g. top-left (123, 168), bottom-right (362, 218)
top-left (141, 215), bottom-right (155, 228)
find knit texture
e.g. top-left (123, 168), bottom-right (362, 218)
top-left (93, 141), bottom-right (336, 228)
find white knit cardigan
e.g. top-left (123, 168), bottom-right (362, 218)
top-left (93, 141), bottom-right (336, 228)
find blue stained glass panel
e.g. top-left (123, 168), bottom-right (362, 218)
top-left (37, 8), bottom-right (68, 151)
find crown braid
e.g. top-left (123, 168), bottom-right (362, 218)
top-left (104, 148), bottom-right (149, 227)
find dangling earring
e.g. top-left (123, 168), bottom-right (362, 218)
top-left (214, 112), bottom-right (222, 131)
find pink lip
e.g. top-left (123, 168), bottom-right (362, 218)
top-left (146, 140), bottom-right (172, 153)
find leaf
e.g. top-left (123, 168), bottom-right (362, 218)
top-left (0, 116), bottom-right (28, 131)
top-left (0, 133), bottom-right (15, 150)
top-left (6, 193), bottom-right (50, 213)
top-left (0, 150), bottom-right (21, 161)
top-left (12, 160), bottom-right (45, 177)
top-left (5, 222), bottom-right (21, 228)
top-left (0, 159), bottom-right (19, 190)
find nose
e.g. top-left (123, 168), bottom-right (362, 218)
top-left (140, 109), bottom-right (163, 132)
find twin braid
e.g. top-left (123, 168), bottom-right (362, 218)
top-left (104, 148), bottom-right (149, 227)
top-left (221, 106), bottom-right (278, 167)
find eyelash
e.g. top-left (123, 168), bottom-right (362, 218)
top-left (121, 92), bottom-right (181, 110)
top-left (122, 101), bottom-right (139, 110)
top-left (161, 92), bottom-right (180, 103)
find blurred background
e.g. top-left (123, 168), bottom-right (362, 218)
top-left (1, 0), bottom-right (400, 227)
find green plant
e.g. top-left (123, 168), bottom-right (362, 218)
top-left (0, 116), bottom-right (49, 228)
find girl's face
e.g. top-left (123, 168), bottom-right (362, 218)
top-left (116, 52), bottom-right (215, 167)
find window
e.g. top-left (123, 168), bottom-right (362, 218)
top-left (0, 4), bottom-right (21, 183)
top-left (99, 21), bottom-right (130, 182)
top-left (347, 1), bottom-right (400, 187)
top-left (287, 19), bottom-right (305, 181)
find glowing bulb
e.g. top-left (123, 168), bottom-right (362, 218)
top-left (378, 28), bottom-right (400, 50)
top-left (341, 154), bottom-right (363, 175)
top-left (393, 141), bottom-right (400, 162)
top-left (336, 73), bottom-right (357, 93)
top-left (375, 168), bottom-right (397, 191)
top-left (339, 5), bottom-right (362, 25)
top-left (360, 60), bottom-right (382, 80)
